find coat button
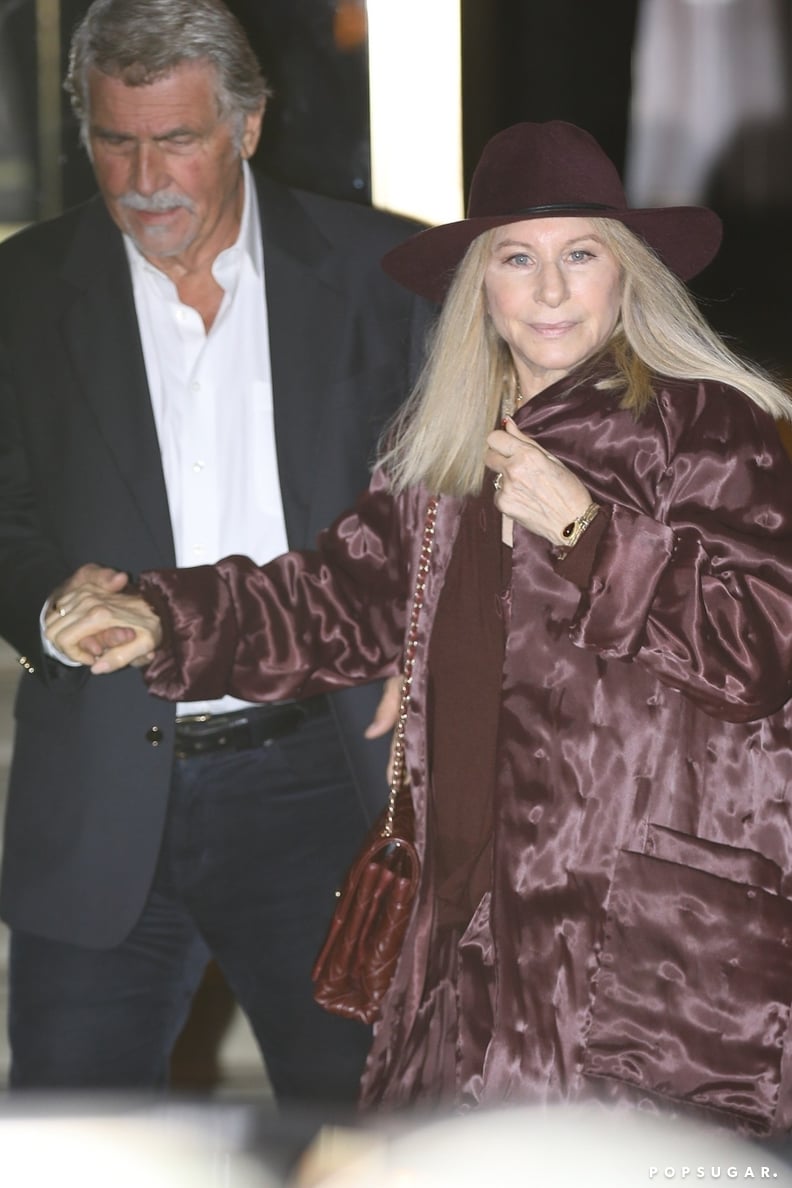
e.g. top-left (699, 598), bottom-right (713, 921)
top-left (146, 726), bottom-right (163, 746)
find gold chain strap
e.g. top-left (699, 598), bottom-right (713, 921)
top-left (382, 497), bottom-right (438, 838)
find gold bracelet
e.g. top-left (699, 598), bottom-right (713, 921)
top-left (559, 502), bottom-right (601, 551)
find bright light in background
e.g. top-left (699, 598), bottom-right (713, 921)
top-left (36, 0), bottom-right (62, 219)
top-left (366, 0), bottom-right (464, 226)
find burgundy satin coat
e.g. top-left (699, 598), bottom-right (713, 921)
top-left (141, 371), bottom-right (792, 1134)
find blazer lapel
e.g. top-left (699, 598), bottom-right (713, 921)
top-left (255, 174), bottom-right (348, 547)
top-left (59, 201), bottom-right (175, 564)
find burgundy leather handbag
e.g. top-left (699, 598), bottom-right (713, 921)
top-left (312, 499), bottom-right (438, 1025)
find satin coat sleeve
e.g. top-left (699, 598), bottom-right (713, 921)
top-left (139, 469), bottom-right (412, 704)
top-left (553, 382), bottom-right (792, 722)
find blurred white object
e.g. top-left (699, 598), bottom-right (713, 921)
top-left (306, 1103), bottom-right (792, 1188)
top-left (1, 1111), bottom-right (280, 1188)
top-left (626, 0), bottom-right (788, 205)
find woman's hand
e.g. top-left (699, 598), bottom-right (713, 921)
top-left (485, 416), bottom-right (592, 546)
top-left (45, 581), bottom-right (163, 674)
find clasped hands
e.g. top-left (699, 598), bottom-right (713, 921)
top-left (44, 563), bottom-right (404, 752)
top-left (45, 563), bottom-right (162, 674)
top-left (485, 416), bottom-right (591, 547)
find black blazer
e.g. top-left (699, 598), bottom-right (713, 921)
top-left (0, 173), bottom-right (431, 946)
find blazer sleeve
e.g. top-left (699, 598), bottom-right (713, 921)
top-left (0, 342), bottom-right (73, 668)
top-left (561, 385), bottom-right (792, 722)
top-left (140, 470), bottom-right (410, 704)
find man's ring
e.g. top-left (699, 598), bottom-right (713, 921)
top-left (493, 472), bottom-right (503, 493)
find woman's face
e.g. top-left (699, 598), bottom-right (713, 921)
top-left (483, 217), bottom-right (623, 399)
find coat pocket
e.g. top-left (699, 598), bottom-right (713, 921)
top-left (584, 827), bottom-right (792, 1131)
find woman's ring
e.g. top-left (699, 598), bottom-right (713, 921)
top-left (58, 606), bottom-right (66, 617)
top-left (493, 472), bottom-right (503, 493)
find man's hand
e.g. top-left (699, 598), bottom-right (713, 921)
top-left (45, 570), bottom-right (163, 674)
top-left (364, 673), bottom-right (402, 784)
top-left (364, 674), bottom-right (402, 739)
top-left (49, 562), bottom-right (130, 606)
top-left (47, 564), bottom-right (134, 660)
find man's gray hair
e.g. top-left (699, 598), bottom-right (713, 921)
top-left (66, 0), bottom-right (271, 144)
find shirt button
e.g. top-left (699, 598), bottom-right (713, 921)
top-left (191, 381), bottom-right (201, 393)
top-left (192, 460), bottom-right (205, 473)
top-left (146, 726), bottom-right (163, 746)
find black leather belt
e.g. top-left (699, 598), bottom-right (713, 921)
top-left (173, 696), bottom-right (329, 759)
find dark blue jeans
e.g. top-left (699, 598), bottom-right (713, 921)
top-left (8, 714), bottom-right (373, 1106)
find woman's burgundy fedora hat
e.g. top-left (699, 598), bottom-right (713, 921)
top-left (382, 121), bottom-right (723, 303)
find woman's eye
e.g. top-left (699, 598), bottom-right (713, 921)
top-left (569, 249), bottom-right (594, 263)
top-left (507, 253), bottom-right (530, 266)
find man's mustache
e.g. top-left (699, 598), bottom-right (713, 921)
top-left (119, 191), bottom-right (197, 213)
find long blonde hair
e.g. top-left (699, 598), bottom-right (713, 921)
top-left (380, 218), bottom-right (792, 497)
